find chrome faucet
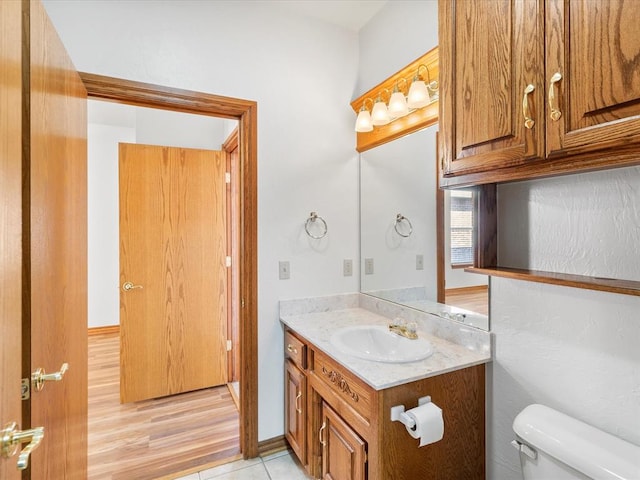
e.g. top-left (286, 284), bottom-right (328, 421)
top-left (388, 318), bottom-right (418, 340)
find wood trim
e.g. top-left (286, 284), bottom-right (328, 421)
top-left (258, 435), bottom-right (289, 457)
top-left (80, 73), bottom-right (259, 458)
top-left (444, 285), bottom-right (488, 295)
top-left (88, 325), bottom-right (119, 336)
top-left (473, 184), bottom-right (498, 269)
top-left (351, 47), bottom-right (439, 153)
top-left (467, 266), bottom-right (640, 297)
top-left (222, 125), bottom-right (239, 152)
top-left (436, 132), bottom-right (446, 304)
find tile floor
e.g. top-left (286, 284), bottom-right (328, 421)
top-left (175, 450), bottom-right (312, 480)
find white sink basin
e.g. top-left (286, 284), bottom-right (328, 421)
top-left (330, 325), bottom-right (434, 363)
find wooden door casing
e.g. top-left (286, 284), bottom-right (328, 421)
top-left (81, 73), bottom-right (259, 458)
top-left (439, 0), bottom-right (545, 176)
top-left (119, 143), bottom-right (228, 403)
top-left (0, 0), bottom-right (23, 478)
top-left (321, 403), bottom-right (366, 480)
top-left (27, 0), bottom-right (88, 478)
top-left (545, 0), bottom-right (640, 157)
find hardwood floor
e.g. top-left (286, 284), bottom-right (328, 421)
top-left (88, 333), bottom-right (240, 480)
top-left (445, 285), bottom-right (489, 315)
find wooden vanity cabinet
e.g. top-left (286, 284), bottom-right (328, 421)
top-left (439, 0), bottom-right (640, 187)
top-left (284, 328), bottom-right (486, 480)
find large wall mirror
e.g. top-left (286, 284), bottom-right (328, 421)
top-left (359, 125), bottom-right (490, 330)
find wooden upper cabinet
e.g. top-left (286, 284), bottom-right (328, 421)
top-left (439, 0), bottom-right (545, 176)
top-left (439, 0), bottom-right (640, 186)
top-left (545, 0), bottom-right (640, 157)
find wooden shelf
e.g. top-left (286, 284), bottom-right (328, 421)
top-left (466, 266), bottom-right (640, 297)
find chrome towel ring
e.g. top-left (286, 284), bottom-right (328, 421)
top-left (305, 212), bottom-right (328, 239)
top-left (394, 213), bottom-right (413, 238)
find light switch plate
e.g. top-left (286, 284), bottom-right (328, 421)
top-left (343, 259), bottom-right (353, 277)
top-left (365, 258), bottom-right (374, 275)
top-left (279, 261), bottom-right (290, 280)
top-left (416, 254), bottom-right (424, 270)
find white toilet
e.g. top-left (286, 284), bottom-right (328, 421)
top-left (512, 404), bottom-right (640, 480)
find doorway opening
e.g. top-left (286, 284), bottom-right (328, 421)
top-left (82, 73), bottom-right (258, 476)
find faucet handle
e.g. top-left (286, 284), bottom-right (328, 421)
top-left (406, 322), bottom-right (417, 334)
top-left (391, 317), bottom-right (406, 327)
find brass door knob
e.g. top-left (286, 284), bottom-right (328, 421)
top-left (1, 422), bottom-right (44, 470)
top-left (122, 281), bottom-right (143, 291)
top-left (32, 362), bottom-right (69, 392)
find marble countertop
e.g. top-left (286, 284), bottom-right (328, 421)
top-left (280, 306), bottom-right (491, 391)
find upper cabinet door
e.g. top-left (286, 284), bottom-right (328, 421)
top-left (439, 0), bottom-right (545, 176)
top-left (545, 0), bottom-right (640, 157)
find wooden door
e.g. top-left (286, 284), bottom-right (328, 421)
top-left (119, 143), bottom-right (228, 403)
top-left (321, 403), bottom-right (366, 480)
top-left (545, 0), bottom-right (640, 157)
top-left (27, 0), bottom-right (88, 477)
top-left (285, 361), bottom-right (306, 465)
top-left (0, 1), bottom-right (23, 478)
top-left (439, 0), bottom-right (545, 176)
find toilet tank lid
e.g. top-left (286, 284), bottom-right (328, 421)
top-left (513, 404), bottom-right (640, 480)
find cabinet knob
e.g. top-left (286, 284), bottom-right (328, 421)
top-left (548, 72), bottom-right (563, 121)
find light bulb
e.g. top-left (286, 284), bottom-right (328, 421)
top-left (371, 99), bottom-right (391, 126)
top-left (407, 79), bottom-right (430, 109)
top-left (388, 91), bottom-right (409, 119)
top-left (355, 108), bottom-right (373, 132)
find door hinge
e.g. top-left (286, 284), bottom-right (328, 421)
top-left (226, 340), bottom-right (232, 351)
top-left (226, 256), bottom-right (232, 267)
top-left (21, 378), bottom-right (30, 400)
top-left (225, 172), bottom-right (231, 184)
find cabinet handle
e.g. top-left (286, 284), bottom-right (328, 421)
top-left (319, 421), bottom-right (327, 447)
top-left (295, 391), bottom-right (302, 414)
top-left (522, 84), bottom-right (535, 129)
top-left (548, 72), bottom-right (563, 121)
top-left (287, 344), bottom-right (298, 355)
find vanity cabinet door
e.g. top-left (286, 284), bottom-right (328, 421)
top-left (285, 360), bottom-right (307, 465)
top-left (438, 0), bottom-right (545, 177)
top-left (545, 0), bottom-right (640, 158)
top-left (320, 402), bottom-right (366, 480)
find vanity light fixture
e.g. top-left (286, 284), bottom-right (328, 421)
top-left (388, 78), bottom-right (409, 119)
top-left (371, 89), bottom-right (391, 126)
top-left (353, 60), bottom-right (439, 134)
top-left (355, 98), bottom-right (374, 132)
top-left (407, 64), bottom-right (432, 109)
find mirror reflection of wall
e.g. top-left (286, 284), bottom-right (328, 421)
top-left (359, 126), bottom-right (489, 330)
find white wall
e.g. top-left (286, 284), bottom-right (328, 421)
top-left (490, 167), bottom-right (640, 478)
top-left (87, 122), bottom-right (135, 328)
top-left (44, 0), bottom-right (360, 441)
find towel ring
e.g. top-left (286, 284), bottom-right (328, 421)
top-left (305, 212), bottom-right (328, 239)
top-left (394, 213), bottom-right (413, 238)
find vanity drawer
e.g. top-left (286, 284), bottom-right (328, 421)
top-left (313, 350), bottom-right (372, 422)
top-left (285, 330), bottom-right (306, 370)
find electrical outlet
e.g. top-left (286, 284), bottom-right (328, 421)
top-left (364, 257), bottom-right (374, 275)
top-left (278, 261), bottom-right (290, 280)
top-left (416, 254), bottom-right (424, 270)
top-left (343, 259), bottom-right (353, 277)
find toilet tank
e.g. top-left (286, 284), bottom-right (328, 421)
top-left (512, 404), bottom-right (640, 480)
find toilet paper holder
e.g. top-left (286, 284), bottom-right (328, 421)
top-left (390, 395), bottom-right (432, 430)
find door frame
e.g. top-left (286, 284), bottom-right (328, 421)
top-left (80, 73), bottom-right (259, 458)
